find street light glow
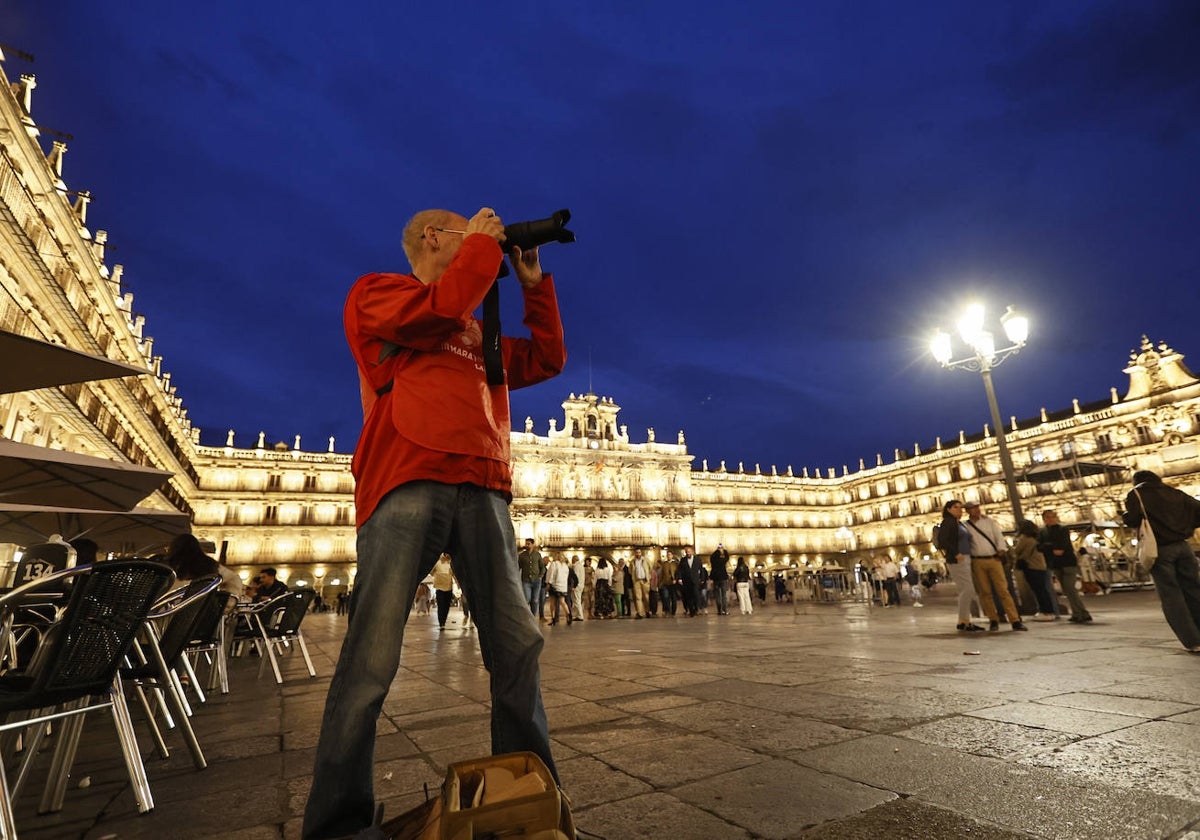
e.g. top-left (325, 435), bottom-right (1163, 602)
top-left (957, 303), bottom-right (986, 347)
top-left (930, 331), bottom-right (952, 365)
top-left (930, 301), bottom-right (1030, 526)
top-left (1001, 305), bottom-right (1029, 345)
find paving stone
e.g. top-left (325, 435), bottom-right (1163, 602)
top-left (675, 758), bottom-right (895, 839)
top-left (406, 718), bottom-right (497, 753)
top-left (793, 733), bottom-right (985, 796)
top-left (1016, 734), bottom-right (1200, 802)
top-left (592, 732), bottom-right (764, 787)
top-left (576, 791), bottom-right (752, 839)
top-left (798, 797), bottom-right (1039, 839)
top-left (896, 715), bottom-right (1080, 759)
top-left (1168, 709), bottom-right (1200, 724)
top-left (966, 702), bottom-right (1143, 736)
top-left (544, 699), bottom-right (627, 728)
top-left (916, 762), bottom-right (1196, 840)
top-left (552, 718), bottom-right (662, 754)
top-left (1037, 691), bottom-right (1197, 719)
top-left (93, 780), bottom-right (287, 838)
top-left (556, 754), bottom-right (654, 808)
top-left (605, 690), bottom-right (700, 713)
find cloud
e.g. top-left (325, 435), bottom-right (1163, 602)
top-left (984, 0), bottom-right (1200, 135)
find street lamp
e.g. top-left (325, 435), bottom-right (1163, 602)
top-left (930, 303), bottom-right (1030, 526)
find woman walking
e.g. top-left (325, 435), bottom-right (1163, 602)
top-left (734, 557), bottom-right (754, 615)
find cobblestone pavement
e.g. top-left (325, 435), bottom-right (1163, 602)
top-left (10, 585), bottom-right (1200, 839)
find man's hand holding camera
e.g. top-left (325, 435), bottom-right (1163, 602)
top-left (465, 207), bottom-right (505, 242)
top-left (464, 206), bottom-right (545, 289)
top-left (509, 244), bottom-right (544, 289)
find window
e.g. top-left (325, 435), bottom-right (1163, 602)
top-left (1061, 440), bottom-right (1075, 457)
top-left (1096, 433), bottom-right (1114, 452)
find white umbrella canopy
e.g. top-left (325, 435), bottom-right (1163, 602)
top-left (0, 504), bottom-right (190, 553)
top-left (0, 329), bottom-right (149, 394)
top-left (0, 438), bottom-right (173, 511)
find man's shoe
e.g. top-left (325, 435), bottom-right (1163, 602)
top-left (913, 602), bottom-right (924, 607)
top-left (635, 614), bottom-right (643, 620)
top-left (988, 621), bottom-right (1000, 632)
top-left (1012, 621), bottom-right (1028, 631)
top-left (957, 623), bottom-right (983, 632)
top-left (1068, 616), bottom-right (1085, 623)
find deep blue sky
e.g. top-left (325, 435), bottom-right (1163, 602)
top-left (8, 1), bottom-right (1199, 475)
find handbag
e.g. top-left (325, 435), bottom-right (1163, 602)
top-left (1131, 485), bottom-right (1158, 571)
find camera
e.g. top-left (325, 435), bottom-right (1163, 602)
top-left (501, 209), bottom-right (575, 254)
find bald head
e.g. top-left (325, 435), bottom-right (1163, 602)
top-left (401, 209), bottom-right (457, 268)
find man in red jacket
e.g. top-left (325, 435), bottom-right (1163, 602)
top-left (303, 207), bottom-right (566, 839)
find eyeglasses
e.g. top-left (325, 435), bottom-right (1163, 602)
top-left (424, 227), bottom-right (467, 239)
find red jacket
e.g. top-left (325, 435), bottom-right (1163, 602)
top-left (345, 234), bottom-right (566, 526)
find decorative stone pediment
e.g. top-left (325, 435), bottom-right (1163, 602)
top-left (1123, 337), bottom-right (1199, 401)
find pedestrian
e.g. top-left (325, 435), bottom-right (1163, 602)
top-left (734, 557), bottom-right (754, 614)
top-left (937, 500), bottom-right (984, 632)
top-left (904, 561), bottom-right (924, 607)
top-left (594, 557), bottom-right (615, 618)
top-left (1039, 510), bottom-right (1093, 623)
top-left (710, 545), bottom-right (730, 615)
top-left (1012, 519), bottom-right (1057, 620)
top-left (1122, 470), bottom-right (1200, 652)
top-left (570, 554), bottom-right (587, 623)
top-left (518, 538), bottom-right (546, 618)
top-left (545, 554), bottom-right (572, 626)
top-left (964, 502), bottom-right (1027, 631)
top-left (431, 553), bottom-right (455, 630)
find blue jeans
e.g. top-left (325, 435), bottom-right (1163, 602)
top-left (522, 579), bottom-right (542, 615)
top-left (302, 482), bottom-right (557, 839)
top-left (1149, 540), bottom-right (1200, 649)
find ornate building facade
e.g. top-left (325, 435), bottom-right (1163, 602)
top-left (4, 56), bottom-right (1199, 592)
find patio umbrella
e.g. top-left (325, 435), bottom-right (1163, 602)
top-left (0, 438), bottom-right (172, 511)
top-left (0, 328), bottom-right (149, 394)
top-left (0, 503), bottom-right (190, 552)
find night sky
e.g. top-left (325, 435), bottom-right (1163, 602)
top-left (8, 2), bottom-right (1199, 476)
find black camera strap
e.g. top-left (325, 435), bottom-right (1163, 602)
top-left (482, 280), bottom-right (505, 386)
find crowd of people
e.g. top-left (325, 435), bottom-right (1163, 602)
top-left (408, 471), bottom-right (1200, 656)
top-left (418, 542), bottom-right (802, 626)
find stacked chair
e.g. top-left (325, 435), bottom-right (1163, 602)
top-left (0, 560), bottom-right (175, 839)
top-left (119, 576), bottom-right (224, 771)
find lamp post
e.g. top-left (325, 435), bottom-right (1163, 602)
top-left (930, 303), bottom-right (1030, 527)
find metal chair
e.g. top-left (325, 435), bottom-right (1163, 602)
top-left (181, 590), bottom-right (236, 698)
top-left (0, 560), bottom-right (175, 839)
top-left (232, 588), bottom-right (318, 683)
top-left (119, 576), bottom-right (221, 771)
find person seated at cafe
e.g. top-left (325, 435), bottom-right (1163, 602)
top-left (165, 533), bottom-right (242, 596)
top-left (254, 566), bottom-right (289, 602)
